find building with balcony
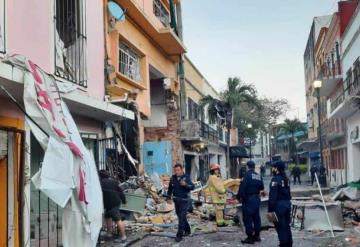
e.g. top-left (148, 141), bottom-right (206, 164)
top-left (340, 3), bottom-right (360, 183)
top-left (180, 56), bottom-right (228, 182)
top-left (304, 15), bottom-right (332, 143)
top-left (104, 0), bottom-right (186, 177)
top-left (0, 0), bottom-right (136, 246)
top-left (315, 0), bottom-right (359, 186)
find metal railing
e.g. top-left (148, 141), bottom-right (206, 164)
top-left (153, 0), bottom-right (170, 27)
top-left (199, 121), bottom-right (219, 143)
top-left (318, 62), bottom-right (341, 80)
top-left (54, 0), bottom-right (87, 87)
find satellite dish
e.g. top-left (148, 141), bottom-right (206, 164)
top-left (108, 1), bottom-right (125, 21)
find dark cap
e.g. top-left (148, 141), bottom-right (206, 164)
top-left (247, 160), bottom-right (255, 168)
top-left (273, 161), bottom-right (285, 170)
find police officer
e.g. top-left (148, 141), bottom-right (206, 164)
top-left (167, 164), bottom-right (195, 242)
top-left (310, 164), bottom-right (318, 186)
top-left (237, 160), bottom-right (265, 244)
top-left (268, 161), bottom-right (293, 247)
top-left (291, 165), bottom-right (301, 185)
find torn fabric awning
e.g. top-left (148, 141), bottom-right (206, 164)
top-left (5, 54), bottom-right (103, 247)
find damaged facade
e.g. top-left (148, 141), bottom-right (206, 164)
top-left (105, 0), bottom-right (186, 176)
top-left (181, 57), bottom-right (228, 183)
top-left (0, 0), bottom-right (239, 246)
top-left (0, 0), bottom-right (134, 246)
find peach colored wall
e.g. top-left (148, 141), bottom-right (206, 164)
top-left (109, 15), bottom-right (177, 117)
top-left (6, 0), bottom-right (105, 100)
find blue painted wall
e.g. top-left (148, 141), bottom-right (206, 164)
top-left (143, 141), bottom-right (172, 176)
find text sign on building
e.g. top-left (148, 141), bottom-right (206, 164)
top-left (0, 0), bottom-right (4, 52)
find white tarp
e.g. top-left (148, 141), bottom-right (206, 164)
top-left (5, 54), bottom-right (102, 247)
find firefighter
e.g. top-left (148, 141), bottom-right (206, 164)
top-left (269, 161), bottom-right (293, 247)
top-left (237, 160), bottom-right (265, 244)
top-left (207, 163), bottom-right (227, 226)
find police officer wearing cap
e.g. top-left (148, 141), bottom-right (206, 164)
top-left (237, 160), bottom-right (265, 244)
top-left (269, 161), bottom-right (293, 247)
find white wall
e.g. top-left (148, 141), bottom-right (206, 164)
top-left (342, 6), bottom-right (360, 183)
top-left (342, 7), bottom-right (360, 78)
top-left (347, 114), bottom-right (360, 182)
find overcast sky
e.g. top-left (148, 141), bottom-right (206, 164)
top-left (181, 0), bottom-right (338, 121)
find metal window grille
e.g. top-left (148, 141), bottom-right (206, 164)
top-left (0, 0), bottom-right (5, 53)
top-left (153, 0), bottom-right (170, 27)
top-left (54, 0), bottom-right (87, 87)
top-left (352, 58), bottom-right (360, 92)
top-left (119, 43), bottom-right (142, 83)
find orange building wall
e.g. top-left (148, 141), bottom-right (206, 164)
top-left (0, 116), bottom-right (24, 247)
top-left (106, 5), bottom-right (177, 118)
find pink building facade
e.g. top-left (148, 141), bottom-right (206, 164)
top-left (0, 0), bottom-right (134, 246)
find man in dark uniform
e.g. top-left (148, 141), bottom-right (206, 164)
top-left (268, 161), bottom-right (293, 247)
top-left (291, 165), bottom-right (301, 185)
top-left (310, 164), bottom-right (318, 186)
top-left (99, 170), bottom-right (127, 244)
top-left (237, 160), bottom-right (265, 244)
top-left (167, 164), bottom-right (195, 242)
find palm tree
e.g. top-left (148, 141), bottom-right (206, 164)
top-left (279, 118), bottom-right (306, 165)
top-left (200, 77), bottom-right (258, 177)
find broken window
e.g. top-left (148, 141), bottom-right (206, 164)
top-left (54, 0), bottom-right (87, 87)
top-left (0, 0), bottom-right (5, 53)
top-left (153, 0), bottom-right (170, 27)
top-left (119, 43), bottom-right (142, 83)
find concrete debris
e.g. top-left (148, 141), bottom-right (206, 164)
top-left (332, 187), bottom-right (360, 201)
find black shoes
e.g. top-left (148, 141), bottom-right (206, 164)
top-left (253, 235), bottom-right (261, 242)
top-left (184, 230), bottom-right (191, 237)
top-left (241, 237), bottom-right (254, 244)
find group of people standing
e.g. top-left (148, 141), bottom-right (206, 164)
top-left (166, 160), bottom-right (293, 246)
top-left (98, 160), bottom-right (293, 246)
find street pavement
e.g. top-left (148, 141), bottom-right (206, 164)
top-left (102, 171), bottom-right (350, 247)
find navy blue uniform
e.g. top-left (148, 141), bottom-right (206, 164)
top-left (268, 174), bottom-right (293, 247)
top-left (237, 170), bottom-right (264, 238)
top-left (167, 174), bottom-right (194, 237)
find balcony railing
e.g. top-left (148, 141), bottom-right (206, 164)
top-left (330, 92), bottom-right (345, 112)
top-left (54, 0), bottom-right (87, 87)
top-left (200, 121), bottom-right (219, 143)
top-left (181, 120), bottom-right (220, 143)
top-left (318, 62), bottom-right (341, 80)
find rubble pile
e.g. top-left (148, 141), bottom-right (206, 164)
top-left (116, 175), bottom-right (242, 238)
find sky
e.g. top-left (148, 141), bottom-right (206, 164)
top-left (181, 0), bottom-right (339, 122)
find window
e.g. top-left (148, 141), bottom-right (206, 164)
top-left (345, 69), bottom-right (352, 93)
top-left (119, 43), bottom-right (142, 82)
top-left (54, 0), bottom-right (87, 87)
top-left (0, 0), bottom-right (5, 53)
top-left (153, 0), bottom-right (170, 27)
top-left (353, 58), bottom-right (360, 88)
top-left (188, 98), bottom-right (200, 120)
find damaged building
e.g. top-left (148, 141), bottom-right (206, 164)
top-left (104, 0), bottom-right (186, 177)
top-left (180, 57), bottom-right (228, 183)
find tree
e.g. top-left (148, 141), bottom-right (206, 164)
top-left (278, 118), bottom-right (306, 165)
top-left (200, 77), bottom-right (258, 177)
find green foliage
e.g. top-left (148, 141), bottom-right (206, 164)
top-left (288, 164), bottom-right (308, 174)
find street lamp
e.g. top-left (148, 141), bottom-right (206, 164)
top-left (313, 80), bottom-right (326, 186)
top-left (247, 123), bottom-right (253, 160)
